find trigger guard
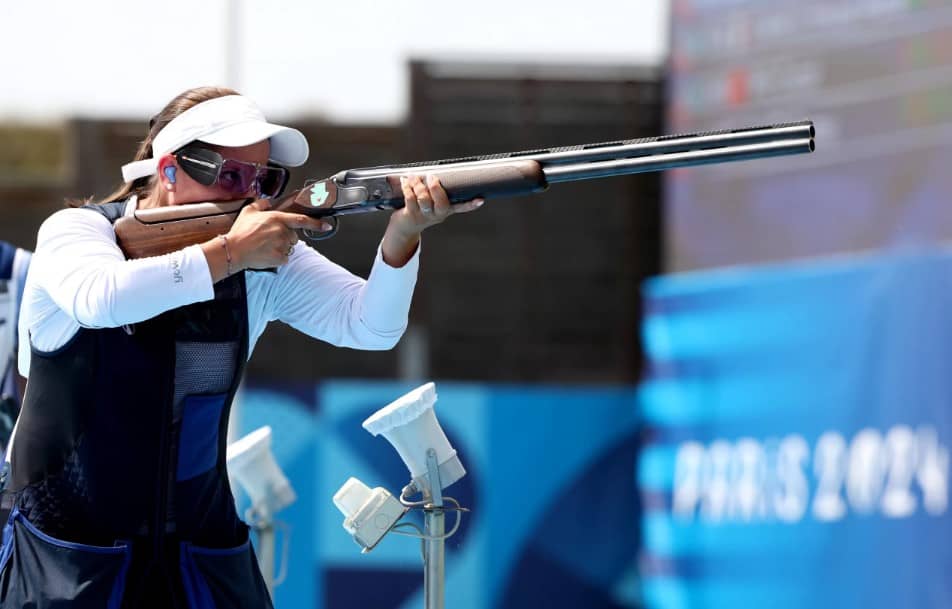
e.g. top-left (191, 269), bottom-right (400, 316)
top-left (301, 216), bottom-right (339, 242)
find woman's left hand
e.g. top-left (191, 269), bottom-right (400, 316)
top-left (381, 174), bottom-right (484, 267)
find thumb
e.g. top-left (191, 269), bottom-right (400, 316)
top-left (450, 198), bottom-right (486, 215)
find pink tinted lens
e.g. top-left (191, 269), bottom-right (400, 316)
top-left (216, 160), bottom-right (259, 195)
top-left (218, 160), bottom-right (286, 198)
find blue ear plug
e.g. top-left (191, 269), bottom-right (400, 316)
top-left (164, 166), bottom-right (176, 184)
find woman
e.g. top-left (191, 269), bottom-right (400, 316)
top-left (1, 86), bottom-right (483, 608)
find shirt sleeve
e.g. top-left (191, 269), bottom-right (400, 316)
top-left (11, 247), bottom-right (31, 351)
top-left (252, 239), bottom-right (420, 351)
top-left (32, 208), bottom-right (215, 328)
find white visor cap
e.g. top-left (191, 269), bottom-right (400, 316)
top-left (121, 95), bottom-right (309, 183)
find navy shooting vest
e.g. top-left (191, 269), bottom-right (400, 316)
top-left (0, 202), bottom-right (272, 609)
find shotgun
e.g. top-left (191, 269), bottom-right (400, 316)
top-left (114, 120), bottom-right (815, 259)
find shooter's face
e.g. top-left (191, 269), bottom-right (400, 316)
top-left (163, 140), bottom-right (275, 206)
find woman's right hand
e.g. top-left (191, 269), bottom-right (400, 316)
top-left (201, 200), bottom-right (333, 281)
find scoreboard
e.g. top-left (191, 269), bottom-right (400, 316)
top-left (667, 0), bottom-right (952, 271)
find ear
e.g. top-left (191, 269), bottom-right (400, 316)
top-left (156, 155), bottom-right (178, 189)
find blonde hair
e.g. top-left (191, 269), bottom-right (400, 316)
top-left (71, 86), bottom-right (240, 207)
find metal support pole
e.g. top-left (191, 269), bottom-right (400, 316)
top-left (256, 520), bottom-right (276, 599)
top-left (423, 448), bottom-right (445, 609)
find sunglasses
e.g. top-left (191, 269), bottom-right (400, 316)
top-left (173, 145), bottom-right (290, 199)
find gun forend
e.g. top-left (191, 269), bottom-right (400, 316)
top-left (417, 159), bottom-right (547, 203)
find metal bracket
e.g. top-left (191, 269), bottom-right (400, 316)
top-left (425, 448), bottom-right (443, 508)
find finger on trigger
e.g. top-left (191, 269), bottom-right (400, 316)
top-left (278, 212), bottom-right (334, 233)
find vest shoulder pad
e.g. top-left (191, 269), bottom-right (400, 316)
top-left (81, 200), bottom-right (127, 224)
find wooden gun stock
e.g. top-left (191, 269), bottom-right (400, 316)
top-left (115, 201), bottom-right (245, 260)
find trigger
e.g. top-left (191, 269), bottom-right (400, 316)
top-left (300, 216), bottom-right (340, 242)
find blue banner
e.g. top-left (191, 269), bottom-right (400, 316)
top-left (234, 380), bottom-right (640, 609)
top-left (638, 248), bottom-right (952, 609)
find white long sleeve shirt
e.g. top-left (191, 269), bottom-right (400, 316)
top-left (17, 197), bottom-right (419, 376)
